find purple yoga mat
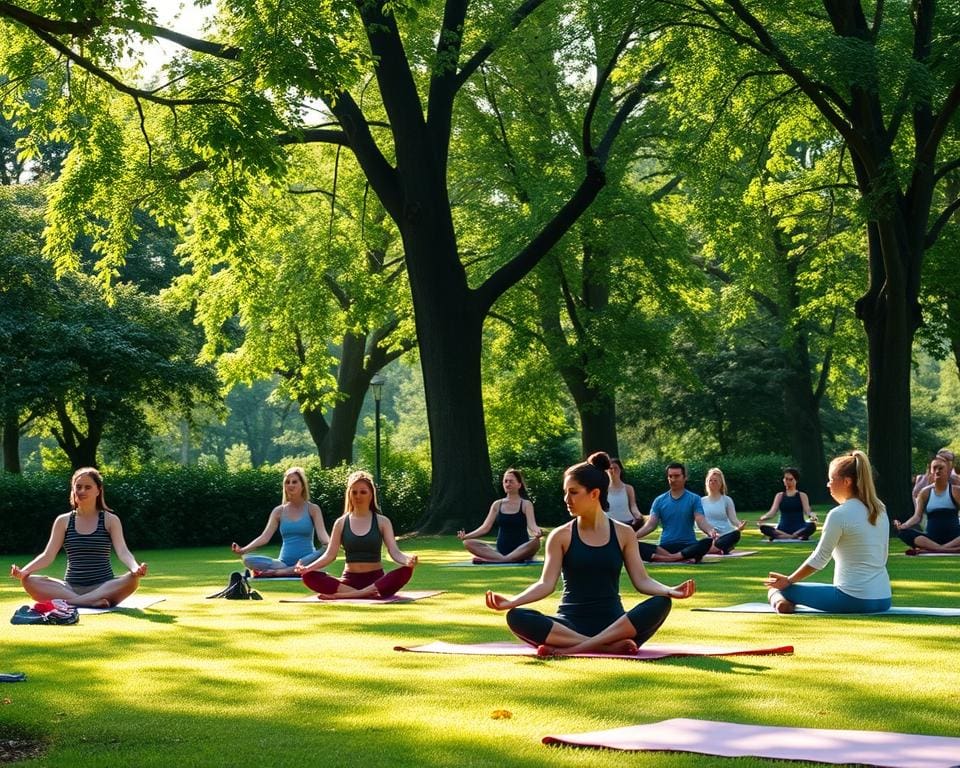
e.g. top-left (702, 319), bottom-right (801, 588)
top-left (394, 640), bottom-right (793, 660)
top-left (542, 717), bottom-right (960, 768)
top-left (279, 590), bottom-right (444, 604)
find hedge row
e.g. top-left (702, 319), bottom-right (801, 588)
top-left (1, 455), bottom-right (794, 553)
top-left (1, 465), bottom-right (431, 555)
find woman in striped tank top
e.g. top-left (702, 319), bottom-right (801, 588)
top-left (9, 468), bottom-right (147, 608)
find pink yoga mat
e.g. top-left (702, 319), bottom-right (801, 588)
top-left (393, 640), bottom-right (793, 660)
top-left (280, 590), bottom-right (444, 604)
top-left (542, 717), bottom-right (960, 768)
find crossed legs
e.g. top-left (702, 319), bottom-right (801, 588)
top-left (463, 538), bottom-right (541, 563)
top-left (21, 573), bottom-right (141, 608)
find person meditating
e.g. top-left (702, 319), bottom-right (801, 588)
top-left (231, 466), bottom-right (329, 576)
top-left (702, 467), bottom-right (747, 554)
top-left (764, 450), bottom-right (891, 614)
top-left (605, 458), bottom-right (644, 530)
top-left (295, 470), bottom-right (417, 599)
top-left (10, 467), bottom-right (147, 608)
top-left (758, 467), bottom-right (818, 540)
top-left (895, 455), bottom-right (960, 554)
top-left (485, 452), bottom-right (695, 656)
top-left (457, 469), bottom-right (542, 563)
top-left (633, 462), bottom-right (716, 563)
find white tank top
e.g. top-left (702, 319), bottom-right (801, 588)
top-left (606, 486), bottom-right (632, 522)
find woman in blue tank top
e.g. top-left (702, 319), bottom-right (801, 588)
top-left (895, 455), bottom-right (960, 553)
top-left (458, 469), bottom-right (542, 563)
top-left (10, 467), bottom-right (147, 608)
top-left (485, 452), bottom-right (695, 656)
top-left (296, 470), bottom-right (418, 598)
top-left (231, 466), bottom-right (329, 577)
top-left (758, 467), bottom-right (818, 540)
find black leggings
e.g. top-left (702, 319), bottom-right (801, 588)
top-left (642, 538), bottom-right (715, 562)
top-left (714, 530), bottom-right (741, 553)
top-left (505, 596), bottom-right (672, 647)
top-left (760, 522), bottom-right (816, 539)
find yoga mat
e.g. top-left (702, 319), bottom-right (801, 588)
top-left (694, 602), bottom-right (960, 616)
top-left (445, 560), bottom-right (543, 567)
top-left (77, 596), bottom-right (166, 614)
top-left (280, 590), bottom-right (445, 604)
top-left (249, 575), bottom-right (302, 581)
top-left (645, 550), bottom-right (758, 565)
top-left (904, 551), bottom-right (960, 556)
top-left (393, 640), bottom-right (793, 660)
top-left (761, 538), bottom-right (817, 543)
top-left (541, 717), bottom-right (960, 768)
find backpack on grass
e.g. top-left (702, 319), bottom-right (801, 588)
top-left (206, 571), bottom-right (262, 600)
top-left (11, 600), bottom-right (79, 625)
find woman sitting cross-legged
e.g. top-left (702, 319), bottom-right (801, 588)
top-left (10, 467), bottom-right (147, 608)
top-left (457, 469), bottom-right (542, 563)
top-left (231, 466), bottom-right (329, 577)
top-left (764, 450), bottom-right (891, 614)
top-left (895, 455), bottom-right (960, 554)
top-left (702, 467), bottom-right (747, 554)
top-left (485, 451), bottom-right (695, 656)
top-left (757, 467), bottom-right (818, 540)
top-left (295, 470), bottom-right (417, 599)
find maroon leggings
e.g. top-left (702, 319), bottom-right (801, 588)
top-left (301, 566), bottom-right (413, 597)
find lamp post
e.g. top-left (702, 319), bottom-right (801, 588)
top-left (370, 374), bottom-right (386, 487)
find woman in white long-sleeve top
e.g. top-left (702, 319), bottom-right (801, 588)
top-left (764, 450), bottom-right (891, 614)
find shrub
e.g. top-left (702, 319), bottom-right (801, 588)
top-left (0, 464), bottom-right (431, 554)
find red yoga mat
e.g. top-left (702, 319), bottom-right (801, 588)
top-left (542, 717), bottom-right (960, 768)
top-left (394, 640), bottom-right (793, 660)
top-left (280, 590), bottom-right (444, 604)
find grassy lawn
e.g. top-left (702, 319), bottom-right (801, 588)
top-left (2, 518), bottom-right (959, 767)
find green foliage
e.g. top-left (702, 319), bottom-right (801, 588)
top-left (0, 463), bottom-right (431, 554)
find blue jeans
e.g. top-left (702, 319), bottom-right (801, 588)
top-left (781, 583), bottom-right (891, 613)
top-left (243, 549), bottom-right (324, 572)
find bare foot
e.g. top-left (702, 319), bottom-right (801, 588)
top-left (771, 597), bottom-right (795, 614)
top-left (597, 639), bottom-right (639, 656)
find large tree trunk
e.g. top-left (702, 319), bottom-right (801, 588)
top-left (2, 410), bottom-right (21, 473)
top-left (322, 331), bottom-right (369, 467)
top-left (857, 223), bottom-right (919, 523)
top-left (560, 369), bottom-right (619, 458)
top-left (782, 339), bottom-right (829, 502)
top-left (402, 219), bottom-right (494, 531)
top-left (52, 402), bottom-right (103, 469)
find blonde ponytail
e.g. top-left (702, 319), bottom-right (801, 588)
top-left (830, 450), bottom-right (885, 524)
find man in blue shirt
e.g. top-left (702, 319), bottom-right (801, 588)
top-left (635, 462), bottom-right (717, 561)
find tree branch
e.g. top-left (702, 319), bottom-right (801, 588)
top-left (925, 195), bottom-right (960, 250)
top-left (454, 0), bottom-right (548, 90)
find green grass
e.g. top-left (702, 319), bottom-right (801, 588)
top-left (2, 518), bottom-right (959, 767)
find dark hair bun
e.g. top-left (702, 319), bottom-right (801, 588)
top-left (587, 451), bottom-right (611, 472)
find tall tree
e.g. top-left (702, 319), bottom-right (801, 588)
top-left (173, 145), bottom-right (415, 467)
top-left (650, 0), bottom-right (960, 517)
top-left (0, 0), bottom-right (665, 529)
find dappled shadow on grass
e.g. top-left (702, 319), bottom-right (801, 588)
top-left (3, 539), bottom-right (960, 766)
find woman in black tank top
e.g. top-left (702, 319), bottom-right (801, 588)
top-left (10, 468), bottom-right (147, 608)
top-left (458, 469), bottom-right (543, 563)
top-left (757, 468), bottom-right (818, 540)
top-left (485, 452), bottom-right (696, 656)
top-left (297, 470), bottom-right (418, 598)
